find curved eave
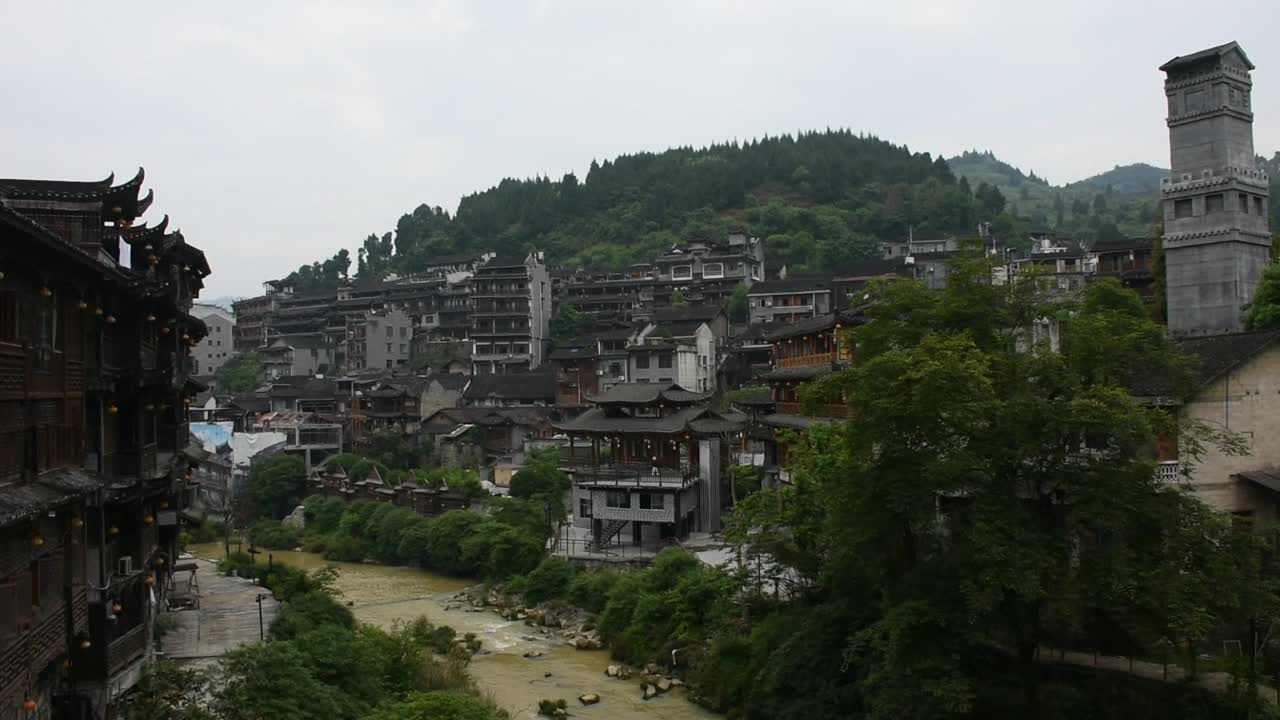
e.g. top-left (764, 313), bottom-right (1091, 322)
top-left (122, 215), bottom-right (170, 246)
top-left (102, 168), bottom-right (148, 220)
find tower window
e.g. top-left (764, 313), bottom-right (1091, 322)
top-left (1257, 198), bottom-right (1266, 216)
top-left (1205, 194), bottom-right (1225, 214)
top-left (1174, 199), bottom-right (1193, 219)
top-left (1240, 194), bottom-right (1250, 213)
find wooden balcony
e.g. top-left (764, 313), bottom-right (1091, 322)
top-left (564, 460), bottom-right (698, 489)
top-left (775, 401), bottom-right (849, 418)
top-left (774, 351), bottom-right (838, 369)
top-left (117, 442), bottom-right (158, 479)
top-left (107, 624), bottom-right (146, 675)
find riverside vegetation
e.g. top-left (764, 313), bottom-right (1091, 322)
top-left (189, 255), bottom-right (1280, 718)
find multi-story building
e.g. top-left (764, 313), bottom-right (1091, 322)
top-left (346, 308), bottom-right (413, 371)
top-left (651, 233), bottom-right (765, 306)
top-left (470, 254), bottom-right (551, 374)
top-left (0, 169), bottom-right (209, 718)
top-left (231, 286), bottom-right (278, 353)
top-left (260, 333), bottom-right (336, 379)
top-left (746, 274), bottom-right (833, 324)
top-left (1091, 237), bottom-right (1157, 302)
top-left (190, 303), bottom-right (236, 376)
top-left (1160, 41), bottom-right (1271, 337)
top-left (626, 320), bottom-right (719, 393)
top-left (555, 383), bottom-right (743, 549)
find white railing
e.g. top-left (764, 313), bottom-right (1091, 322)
top-left (1156, 461), bottom-right (1181, 483)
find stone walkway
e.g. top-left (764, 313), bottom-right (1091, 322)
top-left (1041, 647), bottom-right (1278, 705)
top-left (160, 557), bottom-right (279, 669)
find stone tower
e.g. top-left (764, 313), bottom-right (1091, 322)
top-left (1161, 42), bottom-right (1271, 336)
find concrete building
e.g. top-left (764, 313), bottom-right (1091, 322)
top-left (470, 253), bottom-right (551, 374)
top-left (747, 274), bottom-right (833, 324)
top-left (626, 319), bottom-right (718, 393)
top-left (260, 333), bottom-right (336, 379)
top-left (231, 288), bottom-right (277, 353)
top-left (346, 308), bottom-right (414, 371)
top-left (190, 304), bottom-right (236, 376)
top-left (1160, 42), bottom-right (1271, 336)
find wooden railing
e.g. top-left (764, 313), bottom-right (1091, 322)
top-left (564, 460), bottom-right (697, 488)
top-left (774, 352), bottom-right (837, 369)
top-left (774, 401), bottom-right (849, 418)
top-left (107, 624), bottom-right (146, 675)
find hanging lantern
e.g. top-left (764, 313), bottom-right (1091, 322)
top-left (77, 300), bottom-right (88, 311)
top-left (147, 255), bottom-right (159, 266)
top-left (144, 515), bottom-right (155, 525)
top-left (39, 286), bottom-right (51, 297)
top-left (108, 526), bottom-right (119, 536)
top-left (145, 314), bottom-right (156, 323)
top-left (112, 602), bottom-right (123, 614)
top-left (31, 536), bottom-right (44, 548)
top-left (145, 403), bottom-right (155, 411)
top-left (160, 326), bottom-right (171, 334)
top-left (144, 244), bottom-right (153, 251)
top-left (72, 517), bottom-right (84, 529)
top-left (108, 405), bottom-right (119, 414)
top-left (22, 699), bottom-right (36, 712)
top-left (79, 638), bottom-right (91, 650)
top-left (0, 271), bottom-right (5, 281)
top-left (181, 333), bottom-right (190, 341)
top-left (94, 307), bottom-right (104, 316)
top-left (183, 265), bottom-right (191, 272)
top-left (155, 557), bottom-right (165, 567)
top-left (159, 500), bottom-right (169, 509)
top-left (105, 315), bottom-right (116, 324)
top-left (144, 575), bottom-right (155, 586)
top-left (112, 206), bottom-right (123, 215)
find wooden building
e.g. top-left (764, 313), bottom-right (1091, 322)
top-left (0, 170), bottom-right (210, 718)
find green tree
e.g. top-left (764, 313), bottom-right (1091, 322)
top-left (215, 352), bottom-right (262, 394)
top-left (1244, 262), bottom-right (1280, 330)
top-left (737, 253), bottom-right (1262, 717)
top-left (364, 691), bottom-right (497, 720)
top-left (725, 283), bottom-right (750, 323)
top-left (509, 447), bottom-right (571, 523)
top-left (248, 454), bottom-right (307, 521)
top-left (124, 660), bottom-right (217, 720)
top-left (550, 303), bottom-right (594, 343)
top-left (671, 288), bottom-right (688, 308)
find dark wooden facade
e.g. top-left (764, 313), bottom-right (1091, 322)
top-left (0, 169), bottom-right (210, 717)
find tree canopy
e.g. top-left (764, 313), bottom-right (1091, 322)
top-left (214, 352), bottom-right (262, 394)
top-left (1245, 261), bottom-right (1280, 331)
top-left (248, 454), bottom-right (308, 521)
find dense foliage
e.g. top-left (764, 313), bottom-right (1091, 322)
top-left (247, 454), bottom-right (308, 521)
top-left (130, 554), bottom-right (504, 720)
top-left (1246, 262), bottom-right (1280, 331)
top-left (278, 494), bottom-right (551, 582)
top-left (214, 352), bottom-right (262, 394)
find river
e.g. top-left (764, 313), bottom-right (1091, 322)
top-left (187, 544), bottom-right (718, 720)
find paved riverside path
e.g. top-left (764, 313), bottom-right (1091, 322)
top-left (1040, 646), bottom-right (1278, 705)
top-left (160, 557), bottom-right (279, 668)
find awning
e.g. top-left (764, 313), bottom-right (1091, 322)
top-left (1236, 470), bottom-right (1280, 494)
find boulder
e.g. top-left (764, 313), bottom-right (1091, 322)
top-left (606, 665), bottom-right (619, 677)
top-left (668, 678), bottom-right (684, 687)
top-left (523, 650), bottom-right (544, 659)
top-left (281, 505), bottom-right (307, 529)
top-left (643, 684), bottom-right (657, 700)
top-left (617, 667), bottom-right (632, 680)
top-left (657, 678), bottom-right (672, 692)
top-left (645, 663), bottom-right (659, 676)
top-left (578, 694), bottom-right (600, 706)
top-left (573, 635), bottom-right (602, 650)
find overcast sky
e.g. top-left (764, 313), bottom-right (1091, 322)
top-left (3, 1), bottom-right (1277, 299)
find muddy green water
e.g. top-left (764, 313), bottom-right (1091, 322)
top-left (187, 544), bottom-right (718, 720)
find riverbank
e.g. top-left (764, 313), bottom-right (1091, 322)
top-left (187, 544), bottom-right (719, 720)
top-left (160, 557), bottom-right (279, 668)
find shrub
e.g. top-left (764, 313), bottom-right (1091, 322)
top-left (250, 520), bottom-right (301, 550)
top-left (567, 571), bottom-right (618, 614)
top-left (270, 590), bottom-right (355, 640)
top-left (522, 556), bottom-right (576, 606)
top-left (366, 690), bottom-right (498, 720)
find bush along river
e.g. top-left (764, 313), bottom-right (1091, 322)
top-left (188, 545), bottom-right (717, 720)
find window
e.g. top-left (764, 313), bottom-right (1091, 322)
top-left (1174, 198), bottom-right (1193, 219)
top-left (579, 498), bottom-right (593, 519)
top-left (639, 493), bottom-right (664, 510)
top-left (1206, 194), bottom-right (1224, 213)
top-left (609, 362), bottom-right (623, 377)
top-left (636, 353), bottom-right (650, 369)
top-left (605, 491), bottom-right (629, 508)
top-left (1240, 193), bottom-right (1251, 213)
top-left (386, 326), bottom-right (393, 338)
top-left (514, 343), bottom-right (529, 354)
top-left (399, 344), bottom-right (406, 353)
top-left (386, 343), bottom-right (392, 353)
top-left (702, 262), bottom-right (724, 279)
top-left (658, 352), bottom-right (673, 369)
top-left (1257, 197), bottom-right (1266, 216)
top-left (672, 265), bottom-right (693, 281)
top-left (385, 359), bottom-right (393, 369)
top-left (399, 327), bottom-right (407, 338)
top-left (34, 292), bottom-right (58, 370)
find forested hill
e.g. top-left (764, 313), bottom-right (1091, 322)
top-left (286, 131), bottom-right (1001, 290)
top-left (945, 150), bottom-right (1165, 242)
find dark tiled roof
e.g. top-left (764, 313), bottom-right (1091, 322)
top-left (421, 406), bottom-right (552, 432)
top-left (463, 371), bottom-right (555, 402)
top-left (1237, 470), bottom-right (1280, 494)
top-left (653, 305), bottom-right (724, 323)
top-left (832, 258), bottom-right (904, 278)
top-left (759, 413), bottom-right (839, 430)
top-left (1179, 331), bottom-right (1280, 388)
top-left (748, 274), bottom-right (833, 295)
top-left (0, 469), bottom-right (103, 528)
top-left (229, 396), bottom-right (270, 413)
top-left (763, 306), bottom-right (868, 343)
top-left (426, 373), bottom-right (470, 391)
top-left (548, 340), bottom-right (600, 361)
top-left (585, 383), bottom-right (709, 405)
top-left (483, 255), bottom-right (531, 269)
top-left (302, 378), bottom-right (336, 397)
top-left (756, 364), bottom-right (838, 382)
top-left (554, 406), bottom-right (720, 434)
top-left (1092, 237), bottom-right (1154, 253)
top-left (1160, 41), bottom-right (1254, 72)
